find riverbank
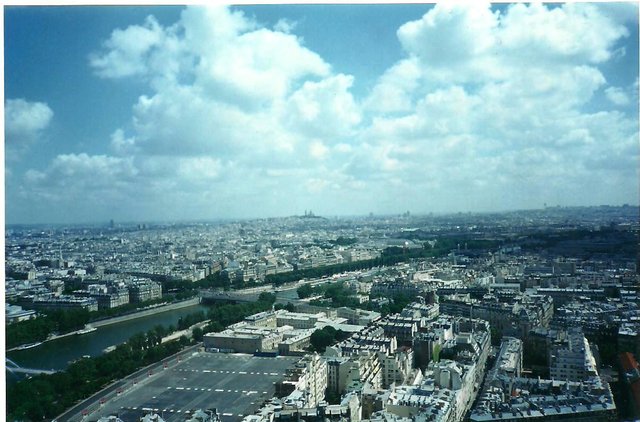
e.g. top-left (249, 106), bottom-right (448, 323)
top-left (7, 302), bottom-right (210, 373)
top-left (7, 327), bottom-right (91, 352)
top-left (6, 298), bottom-right (202, 352)
top-left (91, 297), bottom-right (201, 328)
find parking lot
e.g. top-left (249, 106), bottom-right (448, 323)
top-left (89, 352), bottom-right (300, 422)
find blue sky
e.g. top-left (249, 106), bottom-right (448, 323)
top-left (4, 3), bottom-right (639, 224)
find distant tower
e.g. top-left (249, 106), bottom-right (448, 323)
top-left (109, 219), bottom-right (115, 228)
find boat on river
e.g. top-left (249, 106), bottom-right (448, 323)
top-left (76, 326), bottom-right (97, 335)
top-left (15, 342), bottom-right (42, 350)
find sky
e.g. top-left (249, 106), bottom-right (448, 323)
top-left (4, 3), bottom-right (639, 225)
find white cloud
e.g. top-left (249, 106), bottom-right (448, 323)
top-left (90, 16), bottom-right (165, 79)
top-left (16, 4), bottom-right (638, 222)
top-left (397, 3), bottom-right (497, 66)
top-left (356, 3), bottom-right (636, 212)
top-left (274, 18), bottom-right (297, 34)
top-left (181, 5), bottom-right (256, 51)
top-left (389, 2), bottom-right (629, 87)
top-left (196, 28), bottom-right (330, 107)
top-left (5, 98), bottom-right (53, 158)
top-left (176, 157), bottom-right (223, 182)
top-left (110, 129), bottom-right (137, 155)
top-left (605, 86), bottom-right (631, 106)
top-left (305, 177), bottom-right (331, 193)
top-left (24, 153), bottom-right (138, 203)
top-left (309, 140), bottom-right (329, 160)
top-left (284, 74), bottom-right (361, 139)
top-left (499, 3), bottom-right (629, 64)
top-left (364, 59), bottom-right (421, 113)
top-left (94, 5), bottom-right (343, 164)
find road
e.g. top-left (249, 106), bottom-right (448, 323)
top-left (79, 352), bottom-right (300, 422)
top-left (54, 344), bottom-right (202, 422)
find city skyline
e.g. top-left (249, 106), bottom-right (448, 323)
top-left (4, 3), bottom-right (639, 225)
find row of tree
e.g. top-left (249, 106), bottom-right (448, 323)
top-left (7, 332), bottom-right (189, 421)
top-left (6, 308), bottom-right (91, 349)
top-left (156, 234), bottom-right (501, 300)
top-left (298, 276), bottom-right (415, 318)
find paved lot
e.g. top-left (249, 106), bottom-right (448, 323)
top-left (89, 352), bottom-right (300, 422)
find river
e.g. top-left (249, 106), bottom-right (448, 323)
top-left (6, 283), bottom-right (310, 381)
top-left (6, 303), bottom-right (211, 379)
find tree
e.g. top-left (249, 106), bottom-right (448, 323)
top-left (282, 302), bottom-right (295, 312)
top-left (297, 284), bottom-right (314, 299)
top-left (129, 332), bottom-right (147, 352)
top-left (309, 326), bottom-right (348, 353)
top-left (192, 327), bottom-right (204, 342)
top-left (258, 292), bottom-right (276, 304)
top-left (310, 327), bottom-right (336, 353)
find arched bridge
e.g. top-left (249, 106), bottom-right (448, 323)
top-left (199, 290), bottom-right (257, 303)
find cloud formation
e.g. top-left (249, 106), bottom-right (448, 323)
top-left (14, 4), bottom-right (639, 222)
top-left (5, 98), bottom-right (53, 160)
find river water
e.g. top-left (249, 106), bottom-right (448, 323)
top-left (6, 286), bottom-right (304, 383)
top-left (6, 304), bottom-right (211, 377)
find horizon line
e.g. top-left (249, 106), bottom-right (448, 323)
top-left (5, 203), bottom-right (638, 228)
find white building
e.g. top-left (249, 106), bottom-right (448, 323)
top-left (549, 327), bottom-right (598, 382)
top-left (280, 353), bottom-right (328, 409)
